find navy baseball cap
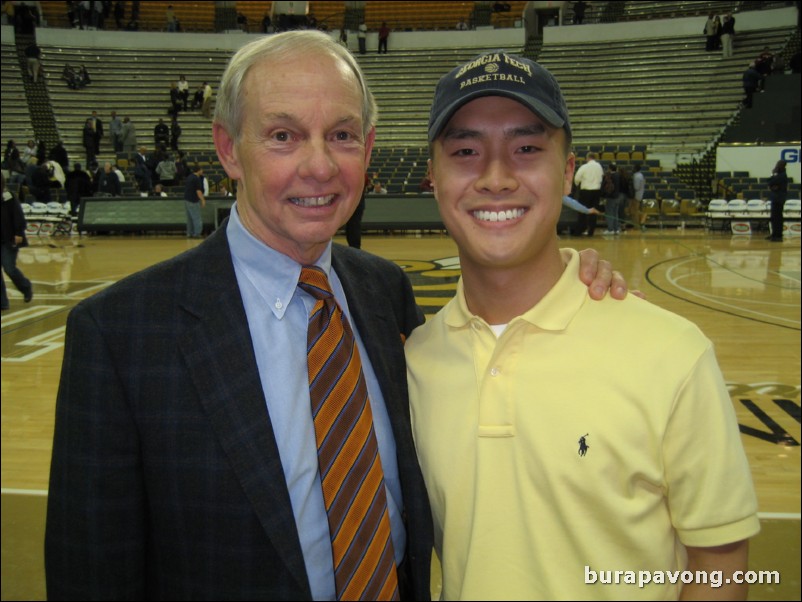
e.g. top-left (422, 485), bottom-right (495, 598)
top-left (428, 51), bottom-right (571, 143)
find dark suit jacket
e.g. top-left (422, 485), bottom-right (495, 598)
top-left (45, 225), bottom-right (433, 600)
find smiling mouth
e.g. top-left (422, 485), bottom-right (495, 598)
top-left (472, 208), bottom-right (526, 222)
top-left (289, 195), bottom-right (336, 207)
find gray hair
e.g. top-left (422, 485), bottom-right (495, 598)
top-left (215, 30), bottom-right (378, 140)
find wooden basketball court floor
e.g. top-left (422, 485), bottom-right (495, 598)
top-left (2, 228), bottom-right (799, 600)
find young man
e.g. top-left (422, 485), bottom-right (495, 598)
top-left (45, 33), bottom-right (624, 600)
top-left (406, 51), bottom-right (759, 600)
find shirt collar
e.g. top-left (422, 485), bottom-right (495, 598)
top-left (445, 248), bottom-right (587, 332)
top-left (226, 202), bottom-right (332, 319)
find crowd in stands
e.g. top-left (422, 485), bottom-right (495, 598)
top-left (1, 131), bottom-right (228, 217)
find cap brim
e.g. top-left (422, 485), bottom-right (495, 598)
top-left (428, 89), bottom-right (567, 143)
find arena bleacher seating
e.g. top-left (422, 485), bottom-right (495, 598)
top-left (2, 1), bottom-right (798, 233)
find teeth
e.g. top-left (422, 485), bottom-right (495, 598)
top-left (290, 195), bottom-right (335, 207)
top-left (472, 208), bottom-right (525, 222)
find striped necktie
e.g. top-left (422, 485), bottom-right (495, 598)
top-left (298, 266), bottom-right (400, 601)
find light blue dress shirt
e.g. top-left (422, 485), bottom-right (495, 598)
top-left (226, 205), bottom-right (405, 601)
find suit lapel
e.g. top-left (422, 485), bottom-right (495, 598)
top-left (333, 248), bottom-right (408, 431)
top-left (176, 228), bottom-right (311, 596)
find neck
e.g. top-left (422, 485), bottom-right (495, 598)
top-left (460, 248), bottom-right (566, 325)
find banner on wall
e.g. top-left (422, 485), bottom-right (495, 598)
top-left (716, 144), bottom-right (801, 184)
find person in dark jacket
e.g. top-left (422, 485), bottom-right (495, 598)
top-left (767, 159), bottom-right (788, 241)
top-left (1, 172), bottom-right (33, 309)
top-left (65, 162), bottom-right (93, 215)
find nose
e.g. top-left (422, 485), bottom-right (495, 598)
top-left (474, 156), bottom-right (518, 195)
top-left (298, 138), bottom-right (339, 182)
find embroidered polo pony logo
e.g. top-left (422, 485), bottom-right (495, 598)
top-left (578, 434), bottom-right (590, 457)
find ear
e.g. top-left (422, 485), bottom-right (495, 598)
top-left (427, 157), bottom-right (436, 195)
top-left (213, 122), bottom-right (243, 181)
top-left (563, 152), bottom-right (576, 196)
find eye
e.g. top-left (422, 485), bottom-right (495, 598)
top-left (271, 130), bottom-right (291, 142)
top-left (333, 130), bottom-right (361, 143)
top-left (518, 145), bottom-right (539, 153)
top-left (454, 148), bottom-right (477, 157)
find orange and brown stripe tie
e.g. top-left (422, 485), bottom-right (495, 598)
top-left (298, 266), bottom-right (400, 601)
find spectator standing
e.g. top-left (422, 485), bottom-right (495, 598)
top-left (24, 41), bottom-right (42, 83)
top-left (631, 163), bottom-right (646, 230)
top-left (1, 173), bottom-right (33, 310)
top-left (357, 21), bottom-right (367, 54)
top-left (742, 62), bottom-right (761, 108)
top-left (572, 151), bottom-right (604, 235)
top-left (109, 111), bottom-right (123, 152)
top-left (704, 13), bottom-right (719, 51)
top-left (165, 4), bottom-right (178, 31)
top-left (755, 47), bottom-right (774, 89)
top-left (82, 118), bottom-right (96, 167)
top-left (378, 22), bottom-right (390, 54)
top-left (114, 1), bottom-right (125, 29)
top-left (64, 163), bottom-right (93, 215)
top-left (345, 172), bottom-right (370, 249)
top-left (603, 162), bottom-right (624, 235)
top-left (120, 116), bottom-right (137, 152)
top-left (261, 11), bottom-right (272, 33)
top-left (721, 13), bottom-right (735, 58)
top-left (156, 153), bottom-right (177, 186)
top-left (89, 110), bottom-right (103, 154)
top-left (183, 164), bottom-right (205, 238)
top-left (767, 159), bottom-right (788, 241)
top-left (572, 1), bottom-right (588, 24)
top-left (201, 81), bottom-right (214, 119)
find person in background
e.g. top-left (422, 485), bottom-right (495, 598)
top-left (183, 163), bottom-right (205, 238)
top-left (721, 13), bottom-right (735, 58)
top-left (345, 172), bottom-right (370, 249)
top-left (64, 162), bottom-right (93, 215)
top-left (572, 151), bottom-right (603, 235)
top-left (357, 21), bottom-right (368, 54)
top-left (109, 111), bottom-right (123, 152)
top-left (766, 159), bottom-right (788, 242)
top-left (370, 180), bottom-right (388, 194)
top-left (177, 74), bottom-right (190, 111)
top-left (406, 50), bottom-right (759, 601)
top-left (631, 163), bottom-right (647, 230)
top-left (1, 172), bottom-right (33, 310)
top-left (201, 81), bottom-right (214, 119)
top-left (24, 41), bottom-right (42, 83)
top-left (378, 21), bottom-right (390, 54)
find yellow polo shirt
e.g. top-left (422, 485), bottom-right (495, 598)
top-left (406, 249), bottom-right (759, 600)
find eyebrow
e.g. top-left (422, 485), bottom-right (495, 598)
top-left (263, 112), bottom-right (361, 129)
